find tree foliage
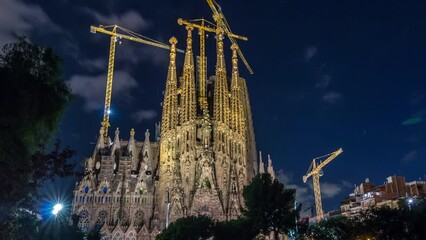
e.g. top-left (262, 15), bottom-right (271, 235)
top-left (306, 216), bottom-right (355, 240)
top-left (156, 215), bottom-right (215, 240)
top-left (304, 197), bottom-right (426, 240)
top-left (214, 217), bottom-right (256, 240)
top-left (0, 38), bottom-right (75, 237)
top-left (242, 173), bottom-right (298, 239)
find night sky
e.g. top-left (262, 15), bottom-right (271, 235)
top-left (2, 0), bottom-right (426, 213)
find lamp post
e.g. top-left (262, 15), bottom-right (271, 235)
top-left (52, 203), bottom-right (63, 217)
top-left (408, 198), bottom-right (413, 211)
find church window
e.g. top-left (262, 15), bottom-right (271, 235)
top-left (144, 151), bottom-right (148, 158)
top-left (134, 210), bottom-right (144, 227)
top-left (117, 210), bottom-right (128, 225)
top-left (84, 186), bottom-right (89, 193)
top-left (103, 185), bottom-right (108, 193)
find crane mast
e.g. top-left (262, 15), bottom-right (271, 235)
top-left (199, 19), bottom-right (207, 109)
top-left (90, 25), bottom-right (183, 144)
top-left (303, 148), bottom-right (343, 221)
top-left (100, 25), bottom-right (117, 145)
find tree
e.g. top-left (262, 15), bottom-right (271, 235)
top-left (306, 216), bottom-right (356, 240)
top-left (406, 198), bottom-right (426, 240)
top-left (242, 173), bottom-right (298, 240)
top-left (156, 215), bottom-right (215, 240)
top-left (0, 38), bottom-right (75, 237)
top-left (214, 217), bottom-right (256, 240)
top-left (357, 206), bottom-right (409, 240)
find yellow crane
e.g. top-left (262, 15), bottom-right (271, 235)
top-left (177, 18), bottom-right (247, 109)
top-left (205, 0), bottom-right (253, 74)
top-left (90, 25), bottom-right (184, 144)
top-left (303, 148), bottom-right (343, 221)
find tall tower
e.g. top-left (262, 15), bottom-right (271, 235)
top-left (71, 9), bottom-right (271, 240)
top-left (155, 23), bottom-right (265, 225)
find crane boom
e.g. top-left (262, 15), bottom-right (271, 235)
top-left (177, 18), bottom-right (248, 41)
top-left (90, 26), bottom-right (185, 53)
top-left (177, 18), bottom-right (247, 109)
top-left (205, 0), bottom-right (254, 74)
top-left (90, 25), bottom-right (184, 144)
top-left (303, 148), bottom-right (343, 182)
top-left (303, 148), bottom-right (343, 221)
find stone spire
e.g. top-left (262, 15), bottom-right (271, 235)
top-left (110, 127), bottom-right (120, 156)
top-left (267, 154), bottom-right (275, 180)
top-left (142, 129), bottom-right (152, 165)
top-left (213, 27), bottom-right (229, 125)
top-left (161, 37), bottom-right (179, 135)
top-left (180, 25), bottom-right (196, 124)
top-left (93, 127), bottom-right (105, 158)
top-left (230, 43), bottom-right (245, 135)
top-left (259, 151), bottom-right (265, 174)
top-left (128, 128), bottom-right (137, 171)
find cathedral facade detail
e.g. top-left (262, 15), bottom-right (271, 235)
top-left (71, 24), bottom-right (275, 240)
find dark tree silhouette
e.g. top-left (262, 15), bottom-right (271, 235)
top-left (156, 215), bottom-right (215, 240)
top-left (242, 173), bottom-right (298, 240)
top-left (0, 38), bottom-right (75, 238)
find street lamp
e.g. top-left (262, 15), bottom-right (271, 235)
top-left (52, 203), bottom-right (63, 216)
top-left (408, 198), bottom-right (413, 211)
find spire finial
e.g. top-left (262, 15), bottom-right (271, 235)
top-left (259, 151), bottom-right (265, 174)
top-left (169, 36), bottom-right (177, 45)
top-left (130, 128), bottom-right (135, 137)
top-left (267, 154), bottom-right (275, 180)
top-left (169, 37), bottom-right (177, 62)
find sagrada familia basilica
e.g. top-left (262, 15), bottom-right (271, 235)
top-left (71, 18), bottom-right (276, 240)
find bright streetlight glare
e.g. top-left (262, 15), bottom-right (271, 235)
top-left (52, 203), bottom-right (63, 215)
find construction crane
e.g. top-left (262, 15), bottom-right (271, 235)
top-left (205, 0), bottom-right (253, 74)
top-left (177, 18), bottom-right (247, 109)
top-left (303, 148), bottom-right (343, 221)
top-left (90, 25), bottom-right (184, 144)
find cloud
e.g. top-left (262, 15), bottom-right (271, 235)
top-left (79, 58), bottom-right (106, 71)
top-left (402, 150), bottom-right (418, 162)
top-left (131, 110), bottom-right (158, 123)
top-left (316, 74), bottom-right (331, 90)
top-left (402, 110), bottom-right (426, 126)
top-left (322, 91), bottom-right (342, 105)
top-left (116, 43), bottom-right (170, 66)
top-left (68, 71), bottom-right (138, 111)
top-left (85, 9), bottom-right (151, 31)
top-left (277, 170), bottom-right (313, 211)
top-left (304, 46), bottom-right (318, 63)
top-left (321, 182), bottom-right (344, 199)
top-left (0, 0), bottom-right (61, 47)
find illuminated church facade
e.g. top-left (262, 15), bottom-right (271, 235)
top-left (71, 25), bottom-right (276, 240)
